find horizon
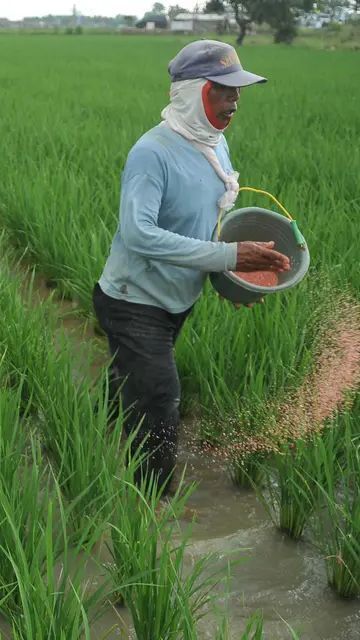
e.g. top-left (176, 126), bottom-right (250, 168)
top-left (1, 1), bottom-right (202, 21)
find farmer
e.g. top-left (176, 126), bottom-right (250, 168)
top-left (93, 40), bottom-right (290, 493)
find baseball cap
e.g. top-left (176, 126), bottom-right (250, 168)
top-left (168, 40), bottom-right (267, 88)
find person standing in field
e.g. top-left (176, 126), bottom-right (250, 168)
top-left (93, 40), bottom-right (290, 493)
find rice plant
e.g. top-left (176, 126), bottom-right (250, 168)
top-left (106, 467), bottom-right (194, 601)
top-left (0, 439), bottom-right (52, 618)
top-left (258, 428), bottom-right (340, 539)
top-left (0, 378), bottom-right (40, 616)
top-left (36, 364), bottom-right (144, 540)
top-left (229, 451), bottom-right (266, 489)
top-left (215, 611), bottom-right (301, 639)
top-left (105, 469), bottom-right (230, 640)
top-left (3, 481), bottom-right (109, 639)
top-left (0, 253), bottom-right (138, 539)
top-left (214, 611), bottom-right (267, 640)
top-left (0, 258), bottom-right (57, 412)
top-left (313, 410), bottom-right (360, 597)
top-left (1, 37), bottom-right (359, 446)
top-left (0, 34), bottom-right (359, 636)
top-left (239, 611), bottom-right (265, 639)
top-left (0, 377), bottom-right (29, 485)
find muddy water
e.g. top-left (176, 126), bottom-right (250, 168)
top-left (180, 448), bottom-right (360, 639)
top-left (1, 432), bottom-right (359, 639)
top-left (83, 444), bottom-right (360, 639)
top-left (2, 274), bottom-right (359, 639)
top-left (51, 440), bottom-right (359, 640)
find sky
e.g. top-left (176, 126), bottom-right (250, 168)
top-left (0, 0), bottom-right (200, 20)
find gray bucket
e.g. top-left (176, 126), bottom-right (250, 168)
top-left (210, 206), bottom-right (310, 305)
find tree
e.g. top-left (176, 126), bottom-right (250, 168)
top-left (225, 0), bottom-right (315, 45)
top-left (204, 0), bottom-right (225, 12)
top-left (152, 2), bottom-right (166, 12)
top-left (226, 1), bottom-right (250, 45)
top-left (315, 0), bottom-right (351, 17)
top-left (168, 4), bottom-right (189, 19)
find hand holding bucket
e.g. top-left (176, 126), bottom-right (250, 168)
top-left (210, 188), bottom-right (310, 306)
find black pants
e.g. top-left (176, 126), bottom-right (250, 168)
top-left (93, 283), bottom-right (191, 493)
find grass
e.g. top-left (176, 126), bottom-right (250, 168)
top-left (296, 22), bottom-right (360, 50)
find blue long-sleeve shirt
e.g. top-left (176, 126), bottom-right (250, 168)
top-left (99, 124), bottom-right (237, 314)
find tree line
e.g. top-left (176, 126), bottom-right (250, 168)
top-left (162, 0), bottom-right (358, 44)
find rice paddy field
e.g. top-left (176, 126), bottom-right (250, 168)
top-left (0, 33), bottom-right (360, 639)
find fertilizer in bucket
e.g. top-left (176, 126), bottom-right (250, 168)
top-left (232, 270), bottom-right (279, 288)
top-left (210, 188), bottom-right (310, 305)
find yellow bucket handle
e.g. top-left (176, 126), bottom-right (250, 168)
top-left (217, 186), bottom-right (306, 249)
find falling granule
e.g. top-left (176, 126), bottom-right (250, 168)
top-left (277, 303), bottom-right (360, 439)
top-left (232, 271), bottom-right (279, 287)
top-left (197, 302), bottom-right (360, 463)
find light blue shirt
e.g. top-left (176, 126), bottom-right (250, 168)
top-left (99, 124), bottom-right (237, 314)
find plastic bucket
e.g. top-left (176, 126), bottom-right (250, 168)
top-left (210, 206), bottom-right (310, 305)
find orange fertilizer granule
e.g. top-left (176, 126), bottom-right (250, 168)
top-left (232, 271), bottom-right (279, 287)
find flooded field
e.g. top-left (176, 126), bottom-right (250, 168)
top-left (1, 436), bottom-right (358, 639)
top-left (0, 33), bottom-right (359, 639)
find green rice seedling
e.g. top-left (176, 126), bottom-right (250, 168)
top-left (0, 249), bottom-right (144, 541)
top-left (1, 38), bottom-right (359, 299)
top-left (313, 412), bottom-right (360, 597)
top-left (214, 610), bottom-right (300, 639)
top-left (258, 429), bottom-right (340, 539)
top-left (0, 39), bottom-right (355, 466)
top-left (106, 472), bottom-right (229, 640)
top-left (214, 612), bottom-right (265, 639)
top-left (0, 438), bottom-right (50, 618)
top-left (0, 250), bottom-right (130, 538)
top-left (0, 377), bottom-right (29, 483)
top-left (1, 36), bottom-right (358, 448)
top-left (36, 364), bottom-right (142, 540)
top-left (229, 451), bottom-right (266, 489)
top-left (105, 467), bottom-right (194, 606)
top-left (0, 259), bottom-right (57, 411)
top-left (3, 481), bottom-right (109, 640)
top-left (239, 611), bottom-right (265, 639)
top-left (122, 534), bottom-right (221, 640)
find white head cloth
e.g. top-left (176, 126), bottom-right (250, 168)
top-left (161, 78), bottom-right (239, 212)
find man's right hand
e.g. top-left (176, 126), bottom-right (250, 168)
top-left (236, 241), bottom-right (291, 272)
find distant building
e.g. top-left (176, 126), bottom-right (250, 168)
top-left (116, 14), bottom-right (137, 29)
top-left (297, 7), bottom-right (356, 28)
top-left (170, 12), bottom-right (236, 34)
top-left (0, 13), bottom-right (138, 30)
top-left (136, 13), bottom-right (168, 30)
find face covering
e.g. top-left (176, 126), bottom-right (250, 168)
top-left (161, 79), bottom-right (239, 212)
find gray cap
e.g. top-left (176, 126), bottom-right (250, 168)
top-left (168, 40), bottom-right (267, 87)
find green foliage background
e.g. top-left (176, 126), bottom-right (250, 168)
top-left (0, 34), bottom-right (359, 434)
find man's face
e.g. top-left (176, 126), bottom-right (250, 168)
top-left (206, 81), bottom-right (241, 126)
